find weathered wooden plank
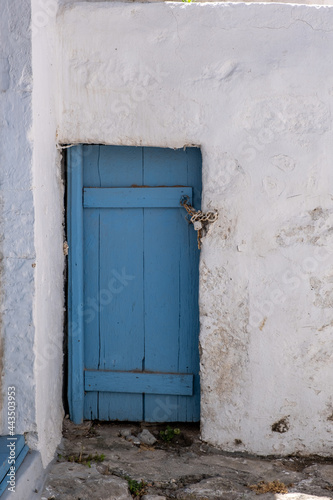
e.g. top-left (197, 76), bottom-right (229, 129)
top-left (85, 370), bottom-right (194, 396)
top-left (68, 145), bottom-right (85, 424)
top-left (98, 145), bottom-right (143, 187)
top-left (83, 187), bottom-right (192, 208)
top-left (143, 147), bottom-right (201, 422)
top-left (179, 148), bottom-right (202, 422)
top-left (97, 146), bottom-right (144, 421)
top-left (82, 145), bottom-right (102, 420)
top-left (82, 208), bottom-right (100, 420)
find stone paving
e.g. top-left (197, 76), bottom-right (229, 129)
top-left (41, 419), bottom-right (333, 500)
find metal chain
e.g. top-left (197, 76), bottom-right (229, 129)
top-left (180, 196), bottom-right (218, 249)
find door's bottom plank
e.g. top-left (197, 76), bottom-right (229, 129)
top-left (85, 370), bottom-right (193, 396)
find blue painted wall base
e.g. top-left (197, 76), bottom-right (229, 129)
top-left (0, 435), bottom-right (29, 497)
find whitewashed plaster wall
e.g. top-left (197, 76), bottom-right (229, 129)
top-left (58, 1), bottom-right (333, 455)
top-left (31, 0), bottom-right (64, 466)
top-left (0, 0), bottom-right (64, 467)
top-left (60, 0), bottom-right (333, 6)
top-left (0, 0), bottom-right (37, 443)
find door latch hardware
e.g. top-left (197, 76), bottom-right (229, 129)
top-left (180, 196), bottom-right (218, 249)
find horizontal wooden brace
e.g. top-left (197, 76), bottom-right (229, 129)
top-left (84, 370), bottom-right (194, 396)
top-left (83, 187), bottom-right (193, 208)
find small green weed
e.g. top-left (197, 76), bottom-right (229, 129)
top-left (125, 476), bottom-right (147, 497)
top-left (68, 452), bottom-right (105, 468)
top-left (159, 425), bottom-right (181, 442)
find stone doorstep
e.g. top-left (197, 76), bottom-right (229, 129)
top-left (41, 422), bottom-right (333, 500)
top-left (40, 462), bottom-right (132, 500)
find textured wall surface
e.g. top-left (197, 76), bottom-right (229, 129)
top-left (60, 0), bottom-right (333, 5)
top-left (0, 0), bottom-right (37, 437)
top-left (0, 0), bottom-right (64, 467)
top-left (58, 1), bottom-right (333, 455)
top-left (31, 0), bottom-right (64, 467)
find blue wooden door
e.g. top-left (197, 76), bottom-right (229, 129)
top-left (68, 145), bottom-right (201, 423)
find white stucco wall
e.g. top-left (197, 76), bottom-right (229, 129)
top-left (58, 1), bottom-right (333, 455)
top-left (60, 0), bottom-right (333, 6)
top-left (31, 0), bottom-right (64, 466)
top-left (0, 0), bottom-right (37, 441)
top-left (0, 0), bottom-right (64, 467)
